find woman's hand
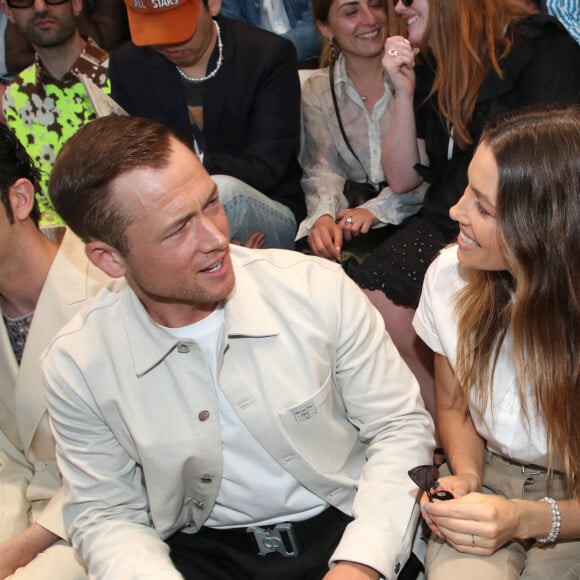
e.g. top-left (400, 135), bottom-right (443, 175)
top-left (336, 208), bottom-right (377, 241)
top-left (420, 473), bottom-right (479, 533)
top-left (424, 493), bottom-right (523, 556)
top-left (308, 215), bottom-right (343, 261)
top-left (231, 231), bottom-right (265, 249)
top-left (382, 36), bottom-right (416, 98)
top-left (242, 231), bottom-right (266, 249)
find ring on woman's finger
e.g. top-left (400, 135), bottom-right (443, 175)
top-left (345, 216), bottom-right (353, 225)
top-left (387, 48), bottom-right (399, 57)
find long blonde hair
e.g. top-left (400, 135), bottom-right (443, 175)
top-left (422, 0), bottom-right (537, 149)
top-left (455, 105), bottom-right (580, 487)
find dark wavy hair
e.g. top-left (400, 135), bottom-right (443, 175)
top-left (0, 124), bottom-right (41, 225)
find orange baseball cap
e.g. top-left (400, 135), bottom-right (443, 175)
top-left (124, 0), bottom-right (201, 46)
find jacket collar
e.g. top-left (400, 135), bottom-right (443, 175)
top-left (41, 228), bottom-right (93, 306)
top-left (17, 229), bottom-right (111, 450)
top-left (122, 245), bottom-right (280, 377)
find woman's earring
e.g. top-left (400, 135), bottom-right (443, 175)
top-left (329, 37), bottom-right (337, 62)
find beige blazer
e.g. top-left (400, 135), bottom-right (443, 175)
top-left (0, 229), bottom-right (110, 542)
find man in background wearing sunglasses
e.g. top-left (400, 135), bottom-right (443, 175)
top-left (0, 0), bottom-right (110, 227)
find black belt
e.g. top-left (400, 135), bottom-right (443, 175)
top-left (194, 506), bottom-right (351, 558)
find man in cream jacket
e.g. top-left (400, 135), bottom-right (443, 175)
top-left (44, 115), bottom-right (435, 580)
top-left (0, 125), bottom-right (110, 577)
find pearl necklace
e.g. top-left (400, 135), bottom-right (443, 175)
top-left (175, 20), bottom-right (223, 83)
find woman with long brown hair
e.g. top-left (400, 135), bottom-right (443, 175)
top-left (349, 0), bottom-right (580, 419)
top-left (413, 104), bottom-right (580, 578)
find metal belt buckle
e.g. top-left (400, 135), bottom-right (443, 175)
top-left (521, 465), bottom-right (542, 476)
top-left (247, 522), bottom-right (299, 557)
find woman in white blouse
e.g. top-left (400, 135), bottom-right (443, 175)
top-left (297, 0), bottom-right (422, 262)
top-left (413, 105), bottom-right (580, 579)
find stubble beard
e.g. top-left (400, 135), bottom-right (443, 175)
top-left (25, 14), bottom-right (76, 48)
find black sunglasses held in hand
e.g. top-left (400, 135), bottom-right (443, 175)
top-left (7, 0), bottom-right (69, 7)
top-left (408, 465), bottom-right (454, 502)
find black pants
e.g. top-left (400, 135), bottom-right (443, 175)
top-left (166, 507), bottom-right (352, 580)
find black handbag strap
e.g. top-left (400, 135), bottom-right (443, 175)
top-left (329, 61), bottom-right (371, 185)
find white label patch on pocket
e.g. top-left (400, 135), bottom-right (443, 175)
top-left (292, 403), bottom-right (318, 423)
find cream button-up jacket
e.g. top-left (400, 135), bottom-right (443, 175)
top-left (44, 245), bottom-right (434, 580)
top-left (0, 229), bottom-right (110, 543)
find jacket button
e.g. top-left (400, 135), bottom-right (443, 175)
top-left (193, 499), bottom-right (204, 509)
top-left (177, 343), bottom-right (190, 353)
top-left (201, 475), bottom-right (212, 483)
top-left (198, 410), bottom-right (210, 421)
top-left (394, 562), bottom-right (401, 573)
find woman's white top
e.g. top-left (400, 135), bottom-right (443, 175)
top-left (297, 53), bottom-right (425, 238)
top-left (413, 245), bottom-right (551, 468)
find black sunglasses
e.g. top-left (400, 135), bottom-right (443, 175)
top-left (408, 465), bottom-right (454, 502)
top-left (393, 0), bottom-right (414, 6)
top-left (6, 0), bottom-right (69, 7)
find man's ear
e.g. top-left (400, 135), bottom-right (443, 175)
top-left (9, 178), bottom-right (36, 222)
top-left (71, 0), bottom-right (83, 17)
top-left (207, 0), bottom-right (221, 18)
top-left (86, 240), bottom-right (127, 279)
top-left (0, 0), bottom-right (15, 23)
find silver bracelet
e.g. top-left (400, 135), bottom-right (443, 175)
top-left (536, 497), bottom-right (561, 543)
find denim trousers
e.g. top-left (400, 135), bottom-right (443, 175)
top-left (213, 175), bottom-right (297, 250)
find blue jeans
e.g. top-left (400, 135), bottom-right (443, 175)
top-left (219, 0), bottom-right (321, 64)
top-left (213, 175), bottom-right (297, 250)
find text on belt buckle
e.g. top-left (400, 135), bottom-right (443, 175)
top-left (247, 522), bottom-right (299, 557)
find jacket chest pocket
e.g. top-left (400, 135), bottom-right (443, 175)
top-left (278, 372), bottom-right (357, 473)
